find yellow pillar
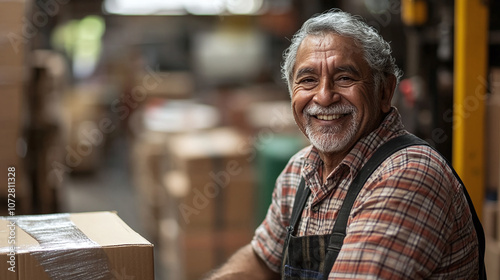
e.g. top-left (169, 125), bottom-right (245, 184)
top-left (453, 0), bottom-right (489, 219)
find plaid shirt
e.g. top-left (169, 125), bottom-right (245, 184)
top-left (251, 108), bottom-right (479, 279)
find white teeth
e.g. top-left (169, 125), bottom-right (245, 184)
top-left (316, 114), bottom-right (343, 121)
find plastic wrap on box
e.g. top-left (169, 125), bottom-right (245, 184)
top-left (0, 211), bottom-right (154, 280)
top-left (15, 213), bottom-right (111, 280)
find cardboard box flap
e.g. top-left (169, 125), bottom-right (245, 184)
top-left (1, 212), bottom-right (151, 250)
top-left (69, 211), bottom-right (151, 247)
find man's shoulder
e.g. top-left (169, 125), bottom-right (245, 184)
top-left (388, 142), bottom-right (449, 170)
top-left (374, 142), bottom-right (460, 191)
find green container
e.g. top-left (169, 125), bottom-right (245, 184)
top-left (255, 135), bottom-right (306, 226)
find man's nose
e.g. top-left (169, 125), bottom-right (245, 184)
top-left (313, 79), bottom-right (340, 106)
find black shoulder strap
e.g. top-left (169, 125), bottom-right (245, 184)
top-left (287, 178), bottom-right (310, 235)
top-left (320, 134), bottom-right (486, 280)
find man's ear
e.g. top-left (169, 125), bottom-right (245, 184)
top-left (380, 74), bottom-right (396, 113)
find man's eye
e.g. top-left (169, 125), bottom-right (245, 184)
top-left (336, 76), bottom-right (356, 87)
top-left (299, 78), bottom-right (314, 83)
top-left (338, 76), bottom-right (353, 81)
top-left (297, 78), bottom-right (316, 84)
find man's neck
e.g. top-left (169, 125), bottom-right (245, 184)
top-left (319, 150), bottom-right (349, 184)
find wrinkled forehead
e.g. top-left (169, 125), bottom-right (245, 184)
top-left (294, 33), bottom-right (370, 74)
top-left (298, 32), bottom-right (364, 58)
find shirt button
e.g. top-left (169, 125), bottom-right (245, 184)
top-left (311, 205), bottom-right (320, 212)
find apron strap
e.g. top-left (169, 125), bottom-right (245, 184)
top-left (287, 178), bottom-right (310, 236)
top-left (280, 178), bottom-right (310, 275)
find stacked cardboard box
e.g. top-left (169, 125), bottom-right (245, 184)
top-left (160, 128), bottom-right (255, 280)
top-left (130, 130), bottom-right (169, 243)
top-left (486, 68), bottom-right (500, 194)
top-left (485, 67), bottom-right (500, 280)
top-left (130, 99), bottom-right (223, 244)
top-left (0, 0), bottom-right (30, 213)
top-left (484, 201), bottom-right (500, 280)
top-left (61, 85), bottom-right (109, 174)
top-left (135, 70), bottom-right (194, 99)
top-left (0, 211), bottom-right (154, 279)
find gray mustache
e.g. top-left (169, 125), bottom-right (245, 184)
top-left (304, 104), bottom-right (356, 115)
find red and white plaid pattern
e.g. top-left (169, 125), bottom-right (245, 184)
top-left (251, 108), bottom-right (479, 279)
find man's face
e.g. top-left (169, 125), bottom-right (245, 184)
top-left (291, 33), bottom-right (390, 155)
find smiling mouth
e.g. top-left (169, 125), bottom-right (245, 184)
top-left (315, 114), bottom-right (347, 121)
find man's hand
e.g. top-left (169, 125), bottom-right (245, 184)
top-left (204, 244), bottom-right (280, 280)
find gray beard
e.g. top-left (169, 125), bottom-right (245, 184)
top-left (303, 104), bottom-right (359, 153)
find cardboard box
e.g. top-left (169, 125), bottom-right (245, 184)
top-left (0, 85), bottom-right (23, 125)
top-left (0, 66), bottom-right (26, 86)
top-left (62, 87), bottom-right (109, 173)
top-left (135, 71), bottom-right (194, 99)
top-left (485, 238), bottom-right (500, 280)
top-left (486, 93), bottom-right (500, 193)
top-left (160, 128), bottom-right (256, 280)
top-left (163, 128), bottom-right (255, 230)
top-left (0, 20), bottom-right (23, 37)
top-left (0, 44), bottom-right (24, 67)
top-left (0, 0), bottom-right (28, 66)
top-left (0, 211), bottom-right (154, 280)
top-left (130, 131), bottom-right (169, 242)
top-left (0, 0), bottom-right (27, 24)
top-left (160, 219), bottom-right (252, 280)
top-left (484, 200), bottom-right (500, 280)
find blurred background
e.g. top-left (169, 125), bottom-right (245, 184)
top-left (1, 0), bottom-right (500, 279)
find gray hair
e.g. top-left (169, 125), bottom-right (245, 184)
top-left (282, 9), bottom-right (403, 96)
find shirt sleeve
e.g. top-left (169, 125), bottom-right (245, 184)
top-left (329, 147), bottom-right (478, 279)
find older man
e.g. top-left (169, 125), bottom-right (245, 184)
top-left (206, 9), bottom-right (483, 280)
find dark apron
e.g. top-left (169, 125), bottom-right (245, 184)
top-left (279, 134), bottom-right (486, 280)
top-left (281, 232), bottom-right (329, 280)
top-left (280, 177), bottom-right (346, 280)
